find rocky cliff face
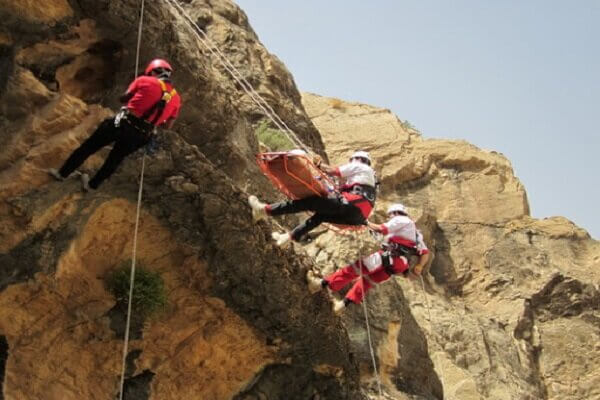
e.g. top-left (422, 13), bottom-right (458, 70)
top-left (0, 1), bottom-right (372, 399)
top-left (1, 0), bottom-right (597, 399)
top-left (302, 93), bottom-right (600, 400)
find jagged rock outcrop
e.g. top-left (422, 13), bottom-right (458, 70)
top-left (3, 0), bottom-right (597, 398)
top-left (302, 93), bottom-right (600, 400)
top-left (0, 1), bottom-right (371, 399)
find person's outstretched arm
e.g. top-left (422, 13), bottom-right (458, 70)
top-left (119, 92), bottom-right (134, 103)
top-left (313, 155), bottom-right (340, 177)
top-left (412, 252), bottom-right (430, 276)
top-left (367, 220), bottom-right (384, 233)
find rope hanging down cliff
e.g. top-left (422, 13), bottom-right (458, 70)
top-left (164, 0), bottom-right (311, 154)
top-left (358, 258), bottom-right (384, 397)
top-left (159, 2), bottom-right (386, 396)
top-left (118, 0), bottom-right (146, 398)
top-left (419, 275), bottom-right (450, 400)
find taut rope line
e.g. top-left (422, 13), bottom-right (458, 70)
top-left (419, 274), bottom-right (449, 399)
top-left (358, 257), bottom-right (383, 397)
top-left (118, 0), bottom-right (146, 398)
top-left (164, 0), bottom-right (310, 153)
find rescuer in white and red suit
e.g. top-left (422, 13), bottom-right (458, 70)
top-left (307, 203), bottom-right (430, 314)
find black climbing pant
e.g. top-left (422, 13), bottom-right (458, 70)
top-left (268, 195), bottom-right (366, 240)
top-left (59, 117), bottom-right (150, 189)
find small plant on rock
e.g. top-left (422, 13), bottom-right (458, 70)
top-left (106, 262), bottom-right (167, 318)
top-left (400, 119), bottom-right (420, 133)
top-left (255, 120), bottom-right (294, 151)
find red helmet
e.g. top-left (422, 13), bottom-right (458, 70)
top-left (144, 59), bottom-right (173, 76)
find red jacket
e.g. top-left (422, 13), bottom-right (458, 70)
top-left (125, 76), bottom-right (181, 126)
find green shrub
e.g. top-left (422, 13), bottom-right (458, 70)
top-left (400, 119), bottom-right (420, 133)
top-left (106, 262), bottom-right (167, 317)
top-left (255, 120), bottom-right (294, 151)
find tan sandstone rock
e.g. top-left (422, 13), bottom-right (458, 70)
top-left (302, 92), bottom-right (599, 400)
top-left (0, 0), bottom-right (73, 24)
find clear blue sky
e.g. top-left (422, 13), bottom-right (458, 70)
top-left (235, 0), bottom-right (599, 239)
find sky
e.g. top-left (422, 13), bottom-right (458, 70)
top-left (234, 0), bottom-right (599, 239)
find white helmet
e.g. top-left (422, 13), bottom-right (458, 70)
top-left (387, 203), bottom-right (407, 215)
top-left (288, 149), bottom-right (307, 156)
top-left (349, 150), bottom-right (371, 165)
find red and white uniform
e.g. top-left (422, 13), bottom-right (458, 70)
top-left (324, 215), bottom-right (429, 304)
top-left (335, 160), bottom-right (376, 218)
top-left (125, 76), bottom-right (181, 126)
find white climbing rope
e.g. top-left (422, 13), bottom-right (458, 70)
top-left (419, 274), bottom-right (448, 399)
top-left (133, 0), bottom-right (145, 79)
top-left (118, 0), bottom-right (146, 399)
top-left (163, 0), bottom-right (311, 153)
top-left (357, 257), bottom-right (383, 397)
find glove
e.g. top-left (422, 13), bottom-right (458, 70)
top-left (145, 136), bottom-right (160, 156)
top-left (412, 264), bottom-right (424, 276)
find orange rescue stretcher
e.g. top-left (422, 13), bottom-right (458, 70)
top-left (256, 151), bottom-right (335, 199)
top-left (256, 151), bottom-right (364, 232)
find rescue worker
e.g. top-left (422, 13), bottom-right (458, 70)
top-left (48, 59), bottom-right (182, 190)
top-left (307, 203), bottom-right (430, 314)
top-left (248, 150), bottom-right (377, 246)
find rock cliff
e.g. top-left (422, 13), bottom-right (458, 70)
top-left (0, 1), bottom-right (365, 399)
top-left (302, 93), bottom-right (600, 400)
top-left (1, 0), bottom-right (598, 399)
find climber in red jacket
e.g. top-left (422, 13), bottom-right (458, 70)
top-left (48, 59), bottom-right (182, 190)
top-left (307, 203), bottom-right (430, 314)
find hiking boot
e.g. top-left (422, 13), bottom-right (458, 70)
top-left (47, 168), bottom-right (65, 181)
top-left (332, 298), bottom-right (346, 315)
top-left (81, 173), bottom-right (91, 192)
top-left (248, 195), bottom-right (267, 221)
top-left (271, 231), bottom-right (291, 247)
top-left (306, 270), bottom-right (323, 294)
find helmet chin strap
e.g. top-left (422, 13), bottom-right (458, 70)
top-left (155, 70), bottom-right (171, 80)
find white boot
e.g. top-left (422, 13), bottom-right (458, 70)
top-left (47, 168), bottom-right (65, 181)
top-left (271, 231), bottom-right (291, 247)
top-left (332, 298), bottom-right (346, 315)
top-left (248, 195), bottom-right (267, 221)
top-left (81, 173), bottom-right (91, 192)
top-left (306, 270), bottom-right (323, 294)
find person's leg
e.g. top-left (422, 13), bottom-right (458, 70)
top-left (58, 118), bottom-right (117, 178)
top-left (345, 276), bottom-right (374, 305)
top-left (289, 213), bottom-right (325, 241)
top-left (87, 126), bottom-right (148, 189)
top-left (324, 263), bottom-right (360, 292)
top-left (267, 196), bottom-right (342, 216)
top-left (318, 203), bottom-right (366, 226)
top-left (277, 200), bottom-right (366, 243)
top-left (331, 275), bottom-right (374, 315)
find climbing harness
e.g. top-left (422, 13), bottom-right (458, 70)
top-left (118, 1), bottom-right (146, 399)
top-left (380, 251), bottom-right (411, 278)
top-left (115, 79), bottom-right (176, 135)
top-left (382, 241), bottom-right (418, 259)
top-left (344, 183), bottom-right (377, 205)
